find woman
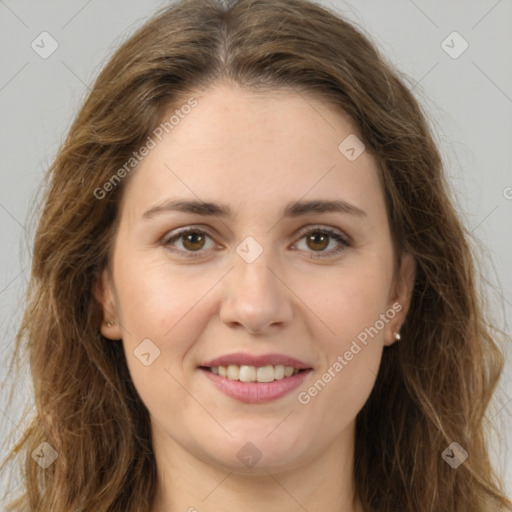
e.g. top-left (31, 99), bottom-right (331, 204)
top-left (2, 0), bottom-right (510, 510)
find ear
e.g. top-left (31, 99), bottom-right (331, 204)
top-left (384, 252), bottom-right (416, 347)
top-left (94, 266), bottom-right (123, 340)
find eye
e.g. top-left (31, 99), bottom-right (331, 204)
top-left (293, 227), bottom-right (351, 258)
top-left (162, 225), bottom-right (351, 259)
top-left (163, 227), bottom-right (216, 257)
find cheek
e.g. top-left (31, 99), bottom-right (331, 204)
top-left (293, 324), bottom-right (385, 448)
top-left (295, 343), bottom-right (381, 452)
top-left (306, 257), bottom-right (392, 348)
top-left (112, 256), bottom-right (223, 390)
top-left (292, 258), bottom-right (391, 421)
top-left (115, 254), bottom-right (217, 336)
top-left (114, 261), bottom-right (219, 419)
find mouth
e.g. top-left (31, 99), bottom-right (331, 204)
top-left (199, 365), bottom-right (314, 404)
top-left (199, 364), bottom-right (311, 383)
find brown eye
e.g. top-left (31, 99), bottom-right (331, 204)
top-left (294, 227), bottom-right (350, 258)
top-left (182, 232), bottom-right (206, 251)
top-left (163, 228), bottom-right (216, 257)
top-left (306, 232), bottom-right (330, 252)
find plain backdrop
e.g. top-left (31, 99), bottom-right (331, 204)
top-left (1, 0), bottom-right (511, 504)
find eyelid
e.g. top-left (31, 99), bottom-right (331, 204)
top-left (293, 224), bottom-right (351, 244)
top-left (161, 225), bottom-right (219, 255)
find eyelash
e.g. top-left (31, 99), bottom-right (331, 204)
top-left (162, 226), bottom-right (351, 259)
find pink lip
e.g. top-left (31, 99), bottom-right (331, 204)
top-left (200, 367), bottom-right (313, 403)
top-left (201, 352), bottom-right (312, 370)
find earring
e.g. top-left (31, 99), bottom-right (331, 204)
top-left (394, 331), bottom-right (401, 341)
top-left (106, 320), bottom-right (114, 327)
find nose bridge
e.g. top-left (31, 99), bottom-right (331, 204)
top-left (234, 246), bottom-right (277, 296)
top-left (219, 238), bottom-right (293, 333)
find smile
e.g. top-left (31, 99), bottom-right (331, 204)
top-left (199, 366), bottom-right (313, 403)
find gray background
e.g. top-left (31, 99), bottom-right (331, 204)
top-left (1, 0), bottom-right (511, 503)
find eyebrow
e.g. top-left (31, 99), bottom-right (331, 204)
top-left (142, 198), bottom-right (367, 220)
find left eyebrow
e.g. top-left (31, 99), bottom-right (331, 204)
top-left (283, 199), bottom-right (367, 218)
top-left (141, 198), bottom-right (367, 220)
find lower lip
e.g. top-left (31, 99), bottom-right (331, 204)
top-left (200, 368), bottom-right (313, 404)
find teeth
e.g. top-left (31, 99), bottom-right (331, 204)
top-left (274, 365), bottom-right (285, 380)
top-left (239, 365), bottom-right (256, 382)
top-left (208, 364), bottom-right (301, 382)
top-left (227, 364), bottom-right (239, 380)
top-left (256, 365), bottom-right (274, 383)
top-left (284, 366), bottom-right (294, 377)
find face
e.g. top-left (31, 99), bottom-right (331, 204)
top-left (96, 83), bottom-right (415, 474)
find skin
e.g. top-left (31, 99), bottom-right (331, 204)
top-left (96, 82), bottom-right (416, 512)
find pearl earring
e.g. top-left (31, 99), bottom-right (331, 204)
top-left (107, 320), bottom-right (114, 327)
top-left (394, 332), bottom-right (401, 341)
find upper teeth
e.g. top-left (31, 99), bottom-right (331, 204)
top-left (210, 364), bottom-right (300, 382)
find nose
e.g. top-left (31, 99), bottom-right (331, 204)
top-left (219, 247), bottom-right (293, 335)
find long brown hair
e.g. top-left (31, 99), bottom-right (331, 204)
top-left (1, 0), bottom-right (510, 510)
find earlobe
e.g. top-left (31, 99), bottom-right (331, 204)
top-left (385, 252), bottom-right (416, 346)
top-left (94, 267), bottom-right (123, 340)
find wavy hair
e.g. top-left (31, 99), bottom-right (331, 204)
top-left (2, 0), bottom-right (511, 510)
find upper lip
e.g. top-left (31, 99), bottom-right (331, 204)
top-left (201, 352), bottom-right (312, 370)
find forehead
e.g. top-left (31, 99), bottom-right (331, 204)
top-left (119, 84), bottom-right (384, 222)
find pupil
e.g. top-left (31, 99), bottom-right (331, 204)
top-left (184, 233), bottom-right (204, 250)
top-left (308, 233), bottom-right (328, 251)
